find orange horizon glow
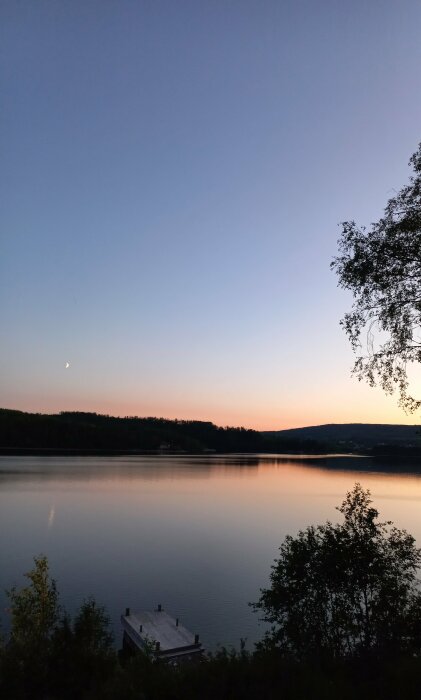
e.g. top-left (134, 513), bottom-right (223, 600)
top-left (2, 390), bottom-right (417, 432)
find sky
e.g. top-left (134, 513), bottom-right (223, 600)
top-left (1, 0), bottom-right (421, 430)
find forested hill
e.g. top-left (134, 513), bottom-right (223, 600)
top-left (0, 410), bottom-right (420, 454)
top-left (0, 409), bottom-right (270, 452)
top-left (263, 423), bottom-right (421, 453)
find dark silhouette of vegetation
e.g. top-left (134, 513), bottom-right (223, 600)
top-left (0, 408), bottom-right (266, 452)
top-left (253, 484), bottom-right (421, 661)
top-left (0, 408), bottom-right (330, 453)
top-left (2, 556), bottom-right (115, 699)
top-left (332, 143), bottom-right (421, 413)
top-left (264, 423), bottom-right (421, 458)
top-left (2, 409), bottom-right (420, 455)
top-left (3, 487), bottom-right (421, 698)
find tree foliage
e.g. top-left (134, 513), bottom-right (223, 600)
top-left (331, 144), bottom-right (421, 411)
top-left (3, 556), bottom-right (115, 699)
top-left (73, 597), bottom-right (114, 652)
top-left (253, 484), bottom-right (421, 660)
top-left (8, 555), bottom-right (60, 648)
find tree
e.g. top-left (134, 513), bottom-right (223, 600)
top-left (4, 556), bottom-right (61, 698)
top-left (8, 554), bottom-right (60, 648)
top-left (49, 598), bottom-right (115, 698)
top-left (331, 144), bottom-right (421, 412)
top-left (73, 597), bottom-right (114, 652)
top-left (4, 557), bottom-right (116, 699)
top-left (253, 484), bottom-right (421, 661)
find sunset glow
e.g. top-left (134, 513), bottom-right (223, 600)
top-left (2, 1), bottom-right (421, 429)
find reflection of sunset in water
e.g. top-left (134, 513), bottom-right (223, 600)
top-left (2, 454), bottom-right (421, 649)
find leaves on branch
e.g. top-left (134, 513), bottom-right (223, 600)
top-left (331, 144), bottom-right (421, 411)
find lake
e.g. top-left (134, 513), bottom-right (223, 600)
top-left (1, 453), bottom-right (421, 651)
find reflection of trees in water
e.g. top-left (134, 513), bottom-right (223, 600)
top-left (321, 456), bottom-right (421, 475)
top-left (1, 454), bottom-right (421, 487)
top-left (0, 455), bottom-right (262, 484)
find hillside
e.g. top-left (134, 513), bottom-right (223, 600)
top-left (0, 409), bottom-right (266, 453)
top-left (263, 423), bottom-right (421, 451)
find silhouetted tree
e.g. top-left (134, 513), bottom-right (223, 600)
top-left (5, 556), bottom-right (61, 697)
top-left (8, 555), bottom-right (60, 648)
top-left (73, 597), bottom-right (113, 652)
top-left (49, 599), bottom-right (115, 698)
top-left (3, 556), bottom-right (116, 699)
top-left (332, 144), bottom-right (421, 412)
top-left (253, 484), bottom-right (421, 661)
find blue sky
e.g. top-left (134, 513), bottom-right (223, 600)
top-left (2, 0), bottom-right (421, 428)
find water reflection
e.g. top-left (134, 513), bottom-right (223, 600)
top-left (48, 505), bottom-right (55, 528)
top-left (0, 453), bottom-right (389, 485)
top-left (1, 453), bottom-right (421, 650)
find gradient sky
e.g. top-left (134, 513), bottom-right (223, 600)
top-left (1, 0), bottom-right (421, 429)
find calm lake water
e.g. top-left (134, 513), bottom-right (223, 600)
top-left (1, 453), bottom-right (421, 650)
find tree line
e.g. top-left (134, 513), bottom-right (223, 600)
top-left (0, 409), bottom-right (327, 453)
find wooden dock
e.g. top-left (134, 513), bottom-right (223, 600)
top-left (121, 605), bottom-right (204, 663)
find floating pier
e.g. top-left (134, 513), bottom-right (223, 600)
top-left (121, 605), bottom-right (204, 663)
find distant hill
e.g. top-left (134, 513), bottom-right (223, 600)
top-left (263, 423), bottom-right (421, 452)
